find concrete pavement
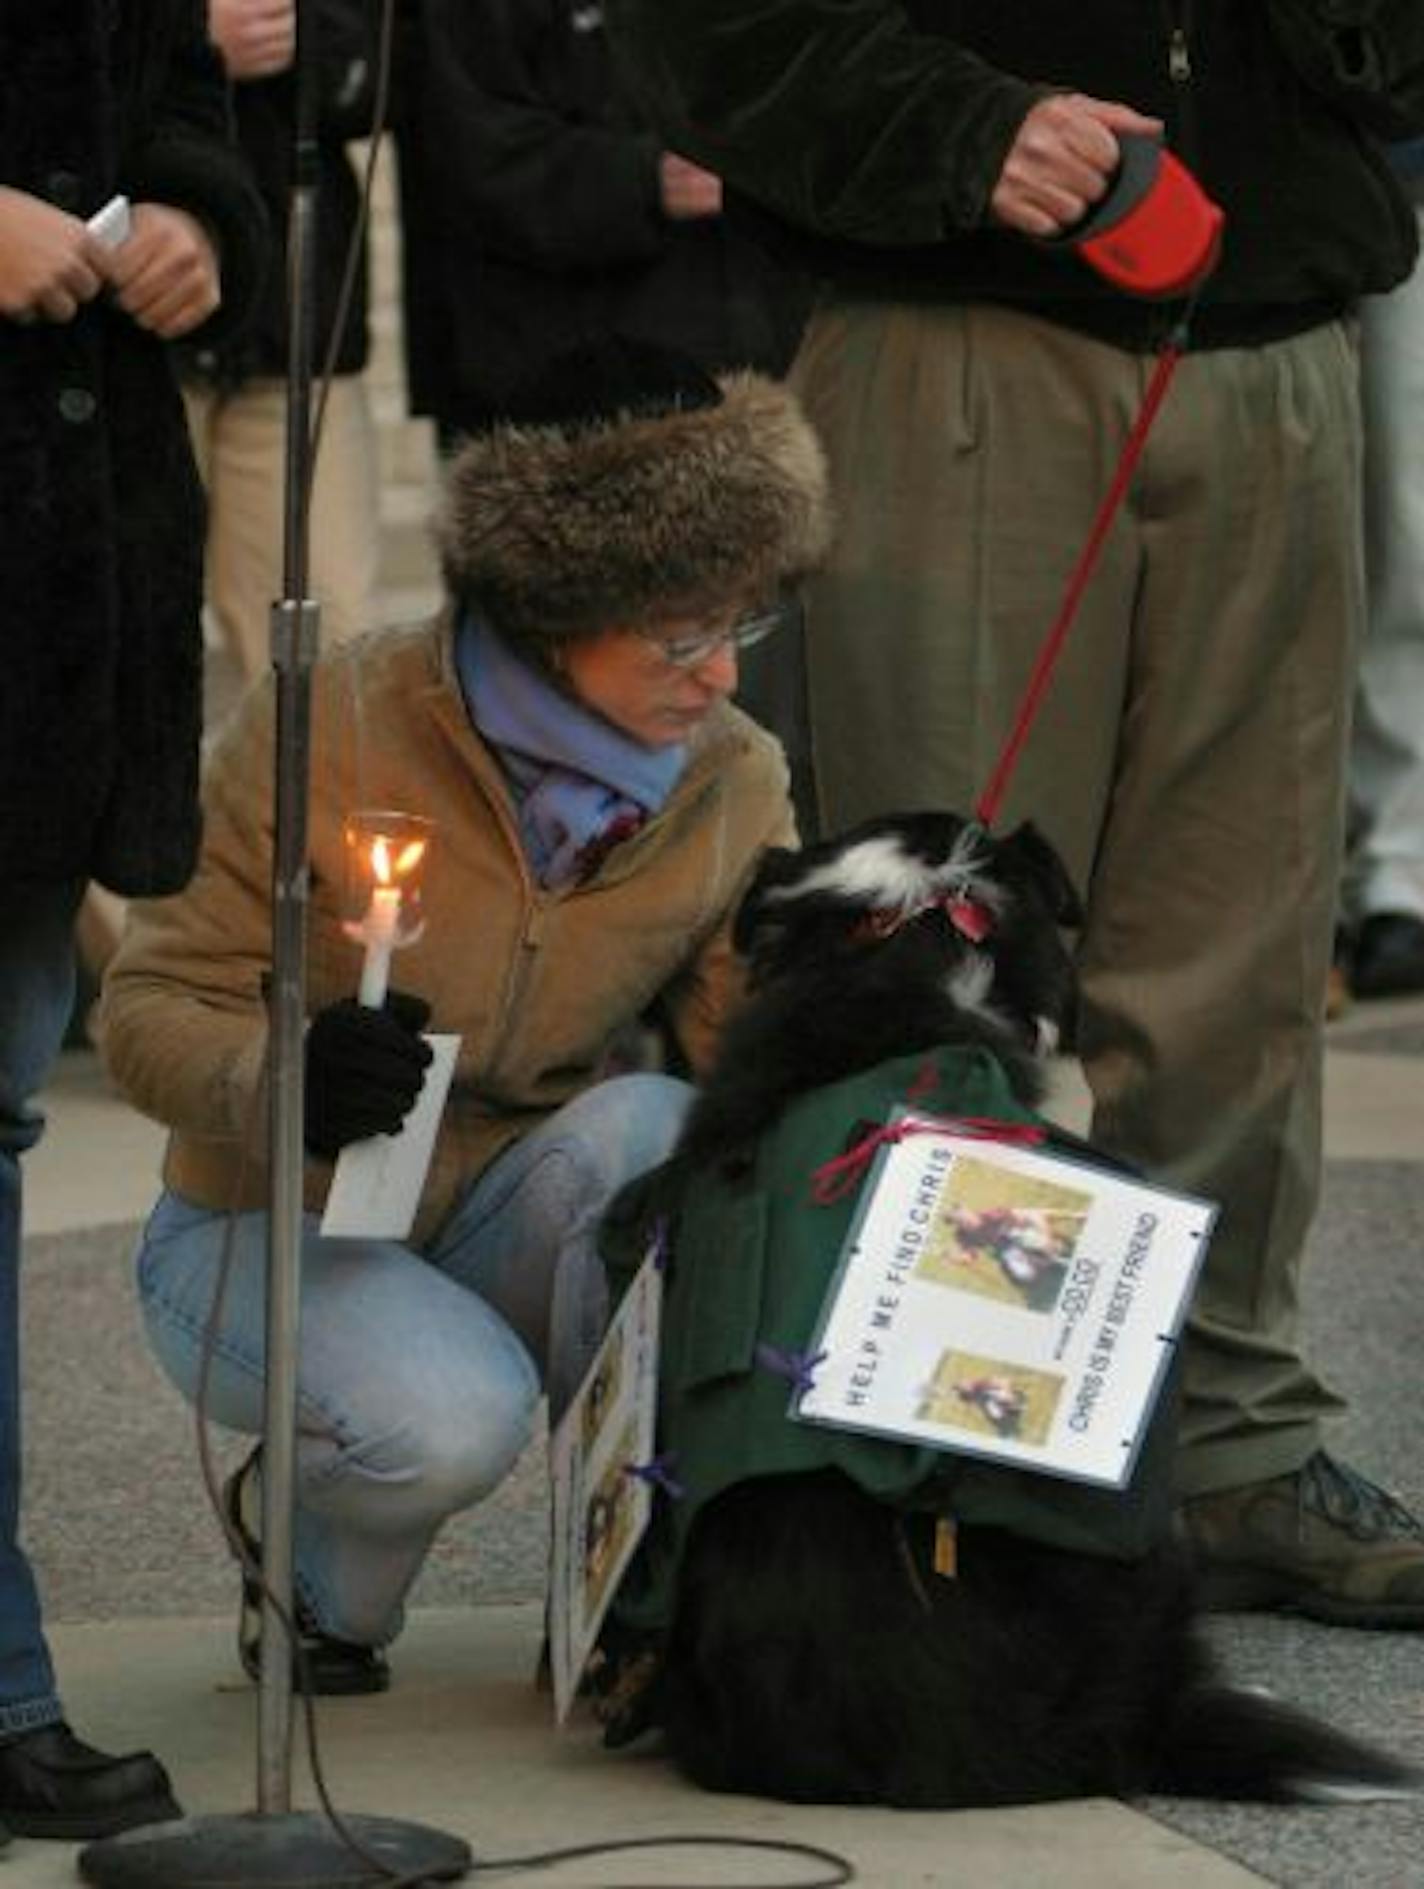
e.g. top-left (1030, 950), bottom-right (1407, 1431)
top-left (13, 992), bottom-right (1424, 1886)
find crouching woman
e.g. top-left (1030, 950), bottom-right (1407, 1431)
top-left (97, 339), bottom-right (830, 1695)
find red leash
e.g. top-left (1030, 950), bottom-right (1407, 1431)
top-left (972, 328), bottom-right (1189, 833)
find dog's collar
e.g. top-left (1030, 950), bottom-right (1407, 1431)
top-left (850, 889), bottom-right (995, 947)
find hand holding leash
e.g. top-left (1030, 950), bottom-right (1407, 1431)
top-left (1051, 132), bottom-right (1224, 299)
top-left (991, 92), bottom-right (1163, 237)
top-left (974, 136), bottom-right (1222, 828)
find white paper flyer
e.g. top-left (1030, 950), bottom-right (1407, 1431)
top-left (319, 1032), bottom-right (460, 1241)
top-left (548, 1243), bottom-right (664, 1723)
top-left (795, 1112), bottom-right (1215, 1488)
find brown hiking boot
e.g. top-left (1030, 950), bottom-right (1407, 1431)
top-left (1179, 1452), bottom-right (1424, 1628)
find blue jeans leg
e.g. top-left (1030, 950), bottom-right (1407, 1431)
top-left (136, 1072), bottom-right (691, 1646)
top-left (0, 878), bottom-right (83, 1732)
top-left (427, 1072), bottom-right (694, 1419)
top-left (137, 1199), bottom-right (543, 1647)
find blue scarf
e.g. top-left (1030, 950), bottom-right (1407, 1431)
top-left (456, 614), bottom-right (687, 887)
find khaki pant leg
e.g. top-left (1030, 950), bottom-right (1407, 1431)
top-left (789, 300), bottom-right (1145, 902)
top-left (1078, 322), bottom-right (1362, 1495)
top-left (187, 377), bottom-right (383, 685)
top-left (790, 303), bottom-right (1361, 1495)
top-left (307, 376), bottom-right (383, 650)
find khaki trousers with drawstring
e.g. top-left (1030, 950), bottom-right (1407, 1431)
top-left (786, 299), bottom-right (1362, 1497)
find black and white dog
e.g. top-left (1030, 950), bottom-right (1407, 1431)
top-left (600, 811), bottom-right (1414, 1809)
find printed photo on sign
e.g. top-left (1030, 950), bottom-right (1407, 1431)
top-left (582, 1422), bottom-right (639, 1615)
top-left (918, 1351), bottom-right (1064, 1447)
top-left (921, 1156), bottom-right (1092, 1315)
top-left (581, 1329), bottom-right (626, 1455)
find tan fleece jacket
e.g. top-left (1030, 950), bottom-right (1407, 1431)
top-left (98, 614), bottom-right (794, 1246)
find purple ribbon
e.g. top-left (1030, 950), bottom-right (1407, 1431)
top-left (623, 1453), bottom-right (684, 1501)
top-left (756, 1343), bottom-right (828, 1399)
top-left (648, 1216), bottom-right (671, 1273)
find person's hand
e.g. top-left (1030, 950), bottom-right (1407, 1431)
top-left (0, 187), bottom-right (104, 324)
top-left (304, 990), bottom-right (435, 1161)
top-left (209, 0), bottom-right (296, 80)
top-left (990, 93), bottom-right (1163, 239)
top-left (659, 152), bottom-right (723, 221)
top-left (102, 203), bottom-right (222, 338)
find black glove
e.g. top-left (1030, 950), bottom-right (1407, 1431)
top-left (304, 990), bottom-right (434, 1161)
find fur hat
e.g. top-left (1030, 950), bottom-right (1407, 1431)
top-left (436, 336), bottom-right (833, 653)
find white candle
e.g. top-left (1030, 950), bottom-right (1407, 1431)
top-left (358, 885), bottom-right (402, 1009)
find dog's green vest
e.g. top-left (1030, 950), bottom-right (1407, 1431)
top-left (602, 1045), bottom-right (1178, 1637)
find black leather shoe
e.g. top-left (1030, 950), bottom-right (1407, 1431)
top-left (0, 1723), bottom-right (181, 1839)
top-left (226, 1450), bottom-right (390, 1697)
top-left (1351, 912), bottom-right (1424, 999)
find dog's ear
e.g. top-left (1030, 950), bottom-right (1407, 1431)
top-left (996, 822), bottom-right (1084, 930)
top-left (732, 846), bottom-right (803, 959)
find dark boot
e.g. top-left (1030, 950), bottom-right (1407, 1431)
top-left (1351, 913), bottom-right (1424, 999)
top-left (1179, 1451), bottom-right (1424, 1628)
top-left (0, 1723), bottom-right (180, 1839)
top-left (226, 1448), bottom-right (390, 1696)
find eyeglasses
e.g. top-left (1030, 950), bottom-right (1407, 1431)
top-left (643, 592), bottom-right (800, 670)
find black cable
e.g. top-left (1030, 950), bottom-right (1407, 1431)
top-left (465, 1833), bottom-right (856, 1886)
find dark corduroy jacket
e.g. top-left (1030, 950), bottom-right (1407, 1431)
top-left (0, 0), bottom-right (267, 893)
top-left (607, 0), bottom-right (1424, 350)
top-left (181, 0), bottom-right (381, 390)
top-left (392, 0), bottom-right (810, 435)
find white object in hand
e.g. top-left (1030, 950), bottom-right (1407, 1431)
top-left (358, 886), bottom-right (402, 1009)
top-left (86, 194), bottom-right (131, 249)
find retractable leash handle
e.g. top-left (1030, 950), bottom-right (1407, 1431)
top-left (1064, 133), bottom-right (1224, 300)
top-left (972, 137), bottom-right (1224, 832)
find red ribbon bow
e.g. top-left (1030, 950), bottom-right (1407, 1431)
top-left (810, 1115), bottom-right (1045, 1206)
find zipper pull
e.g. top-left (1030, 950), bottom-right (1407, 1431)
top-left (1169, 27), bottom-right (1191, 83)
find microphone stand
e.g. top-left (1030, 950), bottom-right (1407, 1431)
top-left (79, 4), bottom-right (469, 1881)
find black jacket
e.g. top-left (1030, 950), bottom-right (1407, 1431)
top-left (392, 0), bottom-right (809, 433)
top-left (607, 0), bottom-right (1424, 350)
top-left (0, 0), bottom-right (267, 892)
top-left (184, 0), bottom-right (383, 388)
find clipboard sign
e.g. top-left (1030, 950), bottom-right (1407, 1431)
top-left (794, 1111), bottom-right (1215, 1489)
top-left (548, 1239), bottom-right (664, 1723)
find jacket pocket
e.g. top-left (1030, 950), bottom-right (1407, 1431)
top-left (672, 1186), bottom-right (769, 1390)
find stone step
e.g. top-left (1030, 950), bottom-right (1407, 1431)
top-left (380, 478), bottom-right (441, 592)
top-left (372, 385), bottom-right (439, 490)
top-left (365, 301), bottom-right (410, 397)
top-left (382, 580), bottom-right (444, 630)
top-left (352, 137), bottom-right (443, 614)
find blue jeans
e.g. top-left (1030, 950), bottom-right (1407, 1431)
top-left (0, 878), bottom-right (84, 1732)
top-left (138, 1072), bottom-right (692, 1646)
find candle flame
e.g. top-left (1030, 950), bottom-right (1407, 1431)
top-left (367, 834), bottom-right (427, 887)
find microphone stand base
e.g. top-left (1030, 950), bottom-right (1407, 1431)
top-left (77, 1809), bottom-right (472, 1887)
